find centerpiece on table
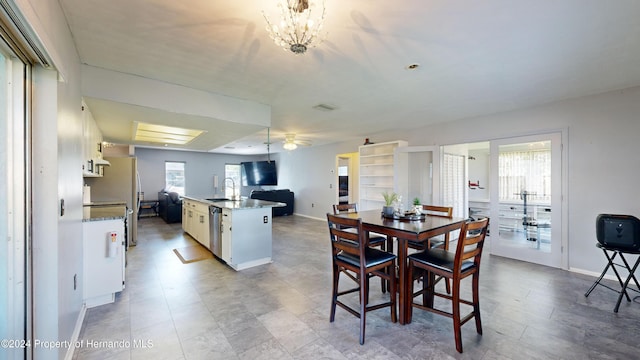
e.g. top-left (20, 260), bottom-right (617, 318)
top-left (382, 191), bottom-right (398, 217)
top-left (413, 197), bottom-right (422, 214)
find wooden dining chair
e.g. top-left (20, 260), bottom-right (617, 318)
top-left (407, 205), bottom-right (454, 250)
top-left (333, 203), bottom-right (392, 293)
top-left (407, 218), bottom-right (489, 353)
top-left (408, 205), bottom-right (454, 294)
top-left (327, 213), bottom-right (397, 345)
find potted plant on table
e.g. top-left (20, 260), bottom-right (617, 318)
top-left (413, 197), bottom-right (422, 214)
top-left (382, 191), bottom-right (398, 217)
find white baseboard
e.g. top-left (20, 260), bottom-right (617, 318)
top-left (569, 267), bottom-right (617, 281)
top-left (64, 304), bottom-right (86, 360)
top-left (292, 213), bottom-right (324, 221)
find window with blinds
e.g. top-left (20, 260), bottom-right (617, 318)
top-left (441, 153), bottom-right (465, 218)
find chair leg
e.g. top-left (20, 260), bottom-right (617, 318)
top-left (365, 274), bottom-right (370, 305)
top-left (614, 256), bottom-right (640, 313)
top-left (426, 271), bottom-right (436, 308)
top-left (452, 277), bottom-right (463, 353)
top-left (421, 269), bottom-right (427, 307)
top-left (359, 269), bottom-right (368, 345)
top-left (330, 263), bottom-right (340, 322)
top-left (472, 272), bottom-right (482, 335)
top-left (389, 262), bottom-right (397, 323)
top-left (380, 240), bottom-right (387, 294)
top-left (585, 250), bottom-right (616, 297)
top-left (407, 261), bottom-right (415, 323)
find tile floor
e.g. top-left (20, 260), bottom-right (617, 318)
top-left (74, 215), bottom-right (640, 359)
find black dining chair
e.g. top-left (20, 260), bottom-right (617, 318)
top-left (327, 213), bottom-right (397, 345)
top-left (584, 214), bottom-right (640, 312)
top-left (407, 217), bottom-right (489, 353)
top-left (333, 203), bottom-right (392, 293)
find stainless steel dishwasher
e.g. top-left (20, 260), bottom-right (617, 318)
top-left (209, 206), bottom-right (222, 258)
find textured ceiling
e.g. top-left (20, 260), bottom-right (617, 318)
top-left (59, 0), bottom-right (640, 154)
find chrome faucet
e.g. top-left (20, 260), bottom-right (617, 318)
top-left (225, 177), bottom-right (236, 200)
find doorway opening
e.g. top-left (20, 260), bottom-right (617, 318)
top-left (336, 153), bottom-right (358, 205)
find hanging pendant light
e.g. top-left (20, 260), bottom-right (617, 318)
top-left (263, 0), bottom-right (326, 54)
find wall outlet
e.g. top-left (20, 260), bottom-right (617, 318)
top-left (311, 203), bottom-right (315, 208)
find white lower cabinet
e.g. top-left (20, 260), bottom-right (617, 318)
top-left (182, 199), bottom-right (210, 249)
top-left (83, 219), bottom-right (125, 308)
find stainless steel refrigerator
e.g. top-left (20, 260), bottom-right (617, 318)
top-left (86, 157), bottom-right (140, 246)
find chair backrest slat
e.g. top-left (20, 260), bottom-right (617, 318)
top-left (327, 213), bottom-right (366, 258)
top-left (333, 203), bottom-right (358, 214)
top-left (422, 205), bottom-right (453, 218)
top-left (454, 218), bottom-right (489, 272)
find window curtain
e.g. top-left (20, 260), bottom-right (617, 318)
top-left (499, 150), bottom-right (551, 202)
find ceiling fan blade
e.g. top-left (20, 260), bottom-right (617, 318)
top-left (294, 139), bottom-right (312, 146)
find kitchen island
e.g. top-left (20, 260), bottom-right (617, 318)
top-left (182, 196), bottom-right (285, 270)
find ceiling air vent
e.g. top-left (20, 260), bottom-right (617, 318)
top-left (313, 103), bottom-right (337, 112)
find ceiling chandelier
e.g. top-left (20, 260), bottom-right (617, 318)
top-left (263, 0), bottom-right (326, 54)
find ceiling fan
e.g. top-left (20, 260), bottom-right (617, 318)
top-left (282, 133), bottom-right (311, 150)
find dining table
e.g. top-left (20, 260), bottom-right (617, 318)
top-left (336, 209), bottom-right (466, 324)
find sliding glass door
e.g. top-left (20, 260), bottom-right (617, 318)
top-left (489, 133), bottom-right (562, 267)
top-left (0, 39), bottom-right (29, 359)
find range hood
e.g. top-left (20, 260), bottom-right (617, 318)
top-left (94, 158), bottom-right (111, 166)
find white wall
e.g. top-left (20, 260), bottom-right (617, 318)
top-left (275, 140), bottom-right (364, 219)
top-left (18, 0), bottom-right (85, 358)
top-left (134, 148), bottom-right (268, 200)
top-left (468, 148), bottom-right (490, 201)
top-left (278, 87), bottom-right (640, 275)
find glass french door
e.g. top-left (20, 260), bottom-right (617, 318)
top-left (489, 133), bottom-right (562, 267)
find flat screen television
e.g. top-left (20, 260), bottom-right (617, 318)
top-left (241, 160), bottom-right (278, 186)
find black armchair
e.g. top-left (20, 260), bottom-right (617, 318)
top-left (158, 191), bottom-right (182, 223)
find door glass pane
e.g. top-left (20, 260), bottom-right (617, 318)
top-left (497, 141), bottom-right (552, 252)
top-left (407, 151), bottom-right (433, 206)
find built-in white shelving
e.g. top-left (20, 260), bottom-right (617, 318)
top-left (358, 140), bottom-right (408, 211)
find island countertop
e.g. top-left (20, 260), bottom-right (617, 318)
top-left (182, 195), bottom-right (285, 210)
top-left (82, 204), bottom-right (127, 222)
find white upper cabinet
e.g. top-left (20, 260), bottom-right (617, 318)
top-left (82, 100), bottom-right (106, 177)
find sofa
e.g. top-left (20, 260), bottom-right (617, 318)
top-left (158, 191), bottom-right (182, 223)
top-left (250, 189), bottom-right (294, 216)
